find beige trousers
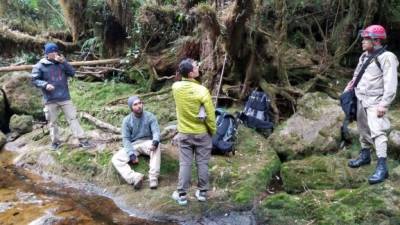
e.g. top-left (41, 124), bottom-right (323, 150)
top-left (357, 100), bottom-right (390, 158)
top-left (112, 140), bottom-right (161, 184)
top-left (44, 100), bottom-right (85, 144)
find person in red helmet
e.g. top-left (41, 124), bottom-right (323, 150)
top-left (344, 25), bottom-right (399, 184)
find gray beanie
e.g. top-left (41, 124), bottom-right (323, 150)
top-left (128, 96), bottom-right (140, 109)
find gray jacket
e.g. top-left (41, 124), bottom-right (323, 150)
top-left (353, 50), bottom-right (399, 108)
top-left (31, 58), bottom-right (75, 103)
top-left (121, 111), bottom-right (160, 156)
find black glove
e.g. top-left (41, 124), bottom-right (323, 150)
top-left (129, 154), bottom-right (138, 164)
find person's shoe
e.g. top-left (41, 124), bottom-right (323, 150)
top-left (149, 179), bottom-right (158, 189)
top-left (50, 142), bottom-right (61, 150)
top-left (171, 191), bottom-right (187, 206)
top-left (368, 157), bottom-right (389, 185)
top-left (348, 148), bottom-right (371, 168)
top-left (132, 174), bottom-right (144, 190)
top-left (195, 190), bottom-right (207, 202)
top-left (79, 140), bottom-right (94, 149)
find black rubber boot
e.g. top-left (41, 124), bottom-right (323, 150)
top-left (368, 157), bottom-right (389, 185)
top-left (348, 148), bottom-right (371, 168)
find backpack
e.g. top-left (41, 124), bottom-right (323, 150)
top-left (212, 108), bottom-right (238, 155)
top-left (239, 90), bottom-right (274, 130)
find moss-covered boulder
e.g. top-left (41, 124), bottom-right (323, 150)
top-left (0, 131), bottom-right (5, 149)
top-left (280, 155), bottom-right (399, 193)
top-left (210, 126), bottom-right (281, 205)
top-left (9, 114), bottom-right (33, 135)
top-left (268, 92), bottom-right (344, 160)
top-left (257, 180), bottom-right (400, 225)
top-left (1, 72), bottom-right (43, 118)
top-left (388, 130), bottom-right (400, 160)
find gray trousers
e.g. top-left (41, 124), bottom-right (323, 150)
top-left (44, 100), bottom-right (85, 144)
top-left (176, 133), bottom-right (212, 193)
top-left (357, 100), bottom-right (390, 158)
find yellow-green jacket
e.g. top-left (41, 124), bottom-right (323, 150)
top-left (172, 78), bottom-right (216, 135)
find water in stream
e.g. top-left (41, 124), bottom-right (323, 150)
top-left (0, 150), bottom-right (177, 225)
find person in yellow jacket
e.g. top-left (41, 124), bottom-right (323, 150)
top-left (171, 58), bottom-right (216, 206)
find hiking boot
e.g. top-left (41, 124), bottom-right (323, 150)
top-left (50, 142), bottom-right (61, 150)
top-left (195, 190), bottom-right (207, 202)
top-left (172, 191), bottom-right (187, 206)
top-left (348, 148), bottom-right (371, 168)
top-left (132, 174), bottom-right (144, 190)
top-left (149, 179), bottom-right (158, 189)
top-left (79, 140), bottom-right (94, 149)
top-left (368, 157), bottom-right (389, 185)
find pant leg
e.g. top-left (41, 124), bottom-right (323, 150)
top-left (366, 106), bottom-right (390, 158)
top-left (44, 103), bottom-right (60, 144)
top-left (356, 100), bottom-right (373, 149)
top-left (60, 100), bottom-right (85, 140)
top-left (177, 133), bottom-right (194, 193)
top-left (194, 133), bottom-right (212, 191)
top-left (112, 148), bottom-right (142, 184)
top-left (133, 140), bottom-right (161, 181)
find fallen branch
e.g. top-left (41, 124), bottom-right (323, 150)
top-left (107, 87), bottom-right (172, 105)
top-left (81, 111), bottom-right (177, 142)
top-left (0, 58), bottom-right (124, 73)
top-left (80, 112), bottom-right (121, 134)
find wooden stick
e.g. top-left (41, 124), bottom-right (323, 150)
top-left (0, 58), bottom-right (124, 73)
top-left (80, 112), bottom-right (121, 134)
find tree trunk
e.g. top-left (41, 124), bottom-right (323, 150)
top-left (58, 0), bottom-right (87, 43)
top-left (102, 0), bottom-right (132, 57)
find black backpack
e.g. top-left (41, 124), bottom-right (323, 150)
top-left (239, 90), bottom-right (274, 130)
top-left (212, 108), bottom-right (238, 155)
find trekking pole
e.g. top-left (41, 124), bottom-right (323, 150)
top-left (215, 53), bottom-right (228, 107)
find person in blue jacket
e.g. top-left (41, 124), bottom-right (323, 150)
top-left (32, 43), bottom-right (92, 150)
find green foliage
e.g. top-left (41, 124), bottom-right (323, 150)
top-left (3, 0), bottom-right (65, 31)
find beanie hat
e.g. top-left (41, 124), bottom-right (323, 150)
top-left (128, 96), bottom-right (141, 109)
top-left (44, 43), bottom-right (59, 54)
top-left (178, 59), bottom-right (194, 77)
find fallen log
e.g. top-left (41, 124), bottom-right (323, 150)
top-left (0, 59), bottom-right (124, 73)
top-left (80, 111), bottom-right (177, 141)
top-left (81, 112), bottom-right (121, 134)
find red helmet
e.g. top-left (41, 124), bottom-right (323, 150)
top-left (359, 25), bottom-right (387, 40)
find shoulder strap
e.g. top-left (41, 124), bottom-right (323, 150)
top-left (374, 52), bottom-right (385, 72)
top-left (354, 46), bottom-right (386, 87)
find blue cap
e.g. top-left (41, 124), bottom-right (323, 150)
top-left (44, 43), bottom-right (59, 54)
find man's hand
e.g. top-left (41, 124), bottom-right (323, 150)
top-left (377, 105), bottom-right (387, 118)
top-left (129, 154), bottom-right (139, 164)
top-left (45, 84), bottom-right (55, 91)
top-left (344, 79), bottom-right (355, 92)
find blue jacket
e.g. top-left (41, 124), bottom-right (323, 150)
top-left (31, 58), bottom-right (75, 103)
top-left (121, 111), bottom-right (160, 156)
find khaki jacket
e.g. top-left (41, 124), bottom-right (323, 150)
top-left (353, 50), bottom-right (399, 108)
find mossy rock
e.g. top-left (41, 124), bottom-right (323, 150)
top-left (388, 130), bottom-right (400, 160)
top-left (9, 114), bottom-right (33, 135)
top-left (268, 92), bottom-right (344, 160)
top-left (0, 131), bottom-right (5, 148)
top-left (210, 126), bottom-right (281, 205)
top-left (1, 72), bottom-right (43, 118)
top-left (281, 155), bottom-right (400, 193)
top-left (257, 180), bottom-right (400, 225)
